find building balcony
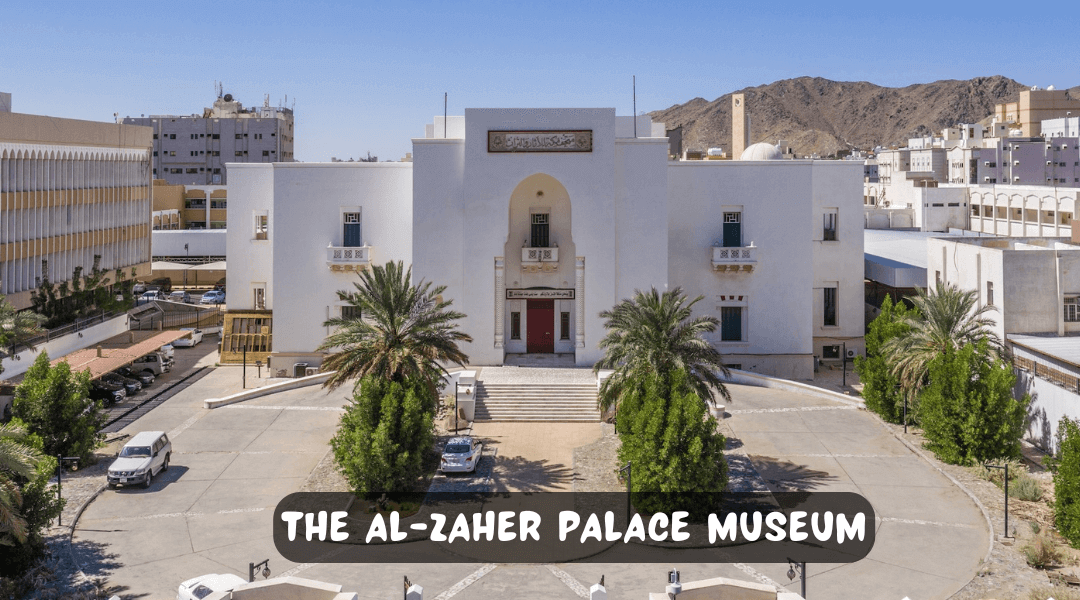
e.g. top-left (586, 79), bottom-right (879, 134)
top-left (522, 247), bottom-right (558, 263)
top-left (712, 245), bottom-right (756, 272)
top-left (326, 245), bottom-right (371, 271)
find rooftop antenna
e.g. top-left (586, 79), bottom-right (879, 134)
top-left (444, 93), bottom-right (448, 138)
top-left (633, 75), bottom-right (637, 138)
top-left (215, 81), bottom-right (223, 99)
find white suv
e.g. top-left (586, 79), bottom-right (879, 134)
top-left (108, 431), bottom-right (171, 489)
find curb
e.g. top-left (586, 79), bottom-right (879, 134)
top-left (63, 481), bottom-right (107, 584)
top-left (204, 371), bottom-right (334, 408)
top-left (721, 369), bottom-right (864, 408)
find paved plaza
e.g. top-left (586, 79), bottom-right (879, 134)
top-left (72, 366), bottom-right (988, 600)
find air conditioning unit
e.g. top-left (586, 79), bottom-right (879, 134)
top-left (846, 348), bottom-right (859, 359)
top-left (305, 367), bottom-right (318, 377)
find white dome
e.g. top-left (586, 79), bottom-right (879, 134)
top-left (740, 142), bottom-right (782, 161)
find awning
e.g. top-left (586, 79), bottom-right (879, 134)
top-left (51, 330), bottom-right (192, 380)
top-left (151, 261), bottom-right (191, 271)
top-left (190, 261), bottom-right (226, 271)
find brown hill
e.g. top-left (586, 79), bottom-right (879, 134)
top-left (650, 76), bottom-right (1029, 157)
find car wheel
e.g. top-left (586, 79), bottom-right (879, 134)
top-left (143, 471), bottom-right (152, 489)
top-left (162, 454), bottom-right (170, 472)
top-left (108, 483), bottom-right (116, 490)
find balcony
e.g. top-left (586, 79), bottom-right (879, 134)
top-left (326, 245), bottom-right (371, 271)
top-left (712, 245), bottom-right (756, 272)
top-left (521, 247), bottom-right (559, 273)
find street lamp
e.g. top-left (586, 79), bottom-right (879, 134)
top-left (619, 461), bottom-right (632, 524)
top-left (248, 558), bottom-right (270, 582)
top-left (787, 559), bottom-right (805, 598)
top-left (984, 462), bottom-right (1010, 538)
top-left (56, 456), bottom-right (80, 526)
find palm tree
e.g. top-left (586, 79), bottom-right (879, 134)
top-left (316, 261), bottom-right (472, 392)
top-left (594, 287), bottom-right (732, 412)
top-left (0, 292), bottom-right (44, 376)
top-left (0, 421), bottom-right (44, 545)
top-left (883, 281), bottom-right (1005, 399)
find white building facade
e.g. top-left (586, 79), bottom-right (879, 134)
top-left (228, 109), bottom-right (864, 380)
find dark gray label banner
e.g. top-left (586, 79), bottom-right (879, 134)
top-left (273, 492), bottom-right (875, 564)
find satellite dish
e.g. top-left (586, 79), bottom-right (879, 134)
top-left (223, 93), bottom-right (234, 102)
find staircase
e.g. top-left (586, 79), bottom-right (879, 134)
top-left (474, 382), bottom-right (601, 422)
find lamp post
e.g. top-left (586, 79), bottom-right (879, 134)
top-left (619, 461), bottom-right (632, 524)
top-left (56, 456), bottom-right (80, 526)
top-left (984, 462), bottom-right (1010, 538)
top-left (242, 343), bottom-right (248, 389)
top-left (255, 359), bottom-right (262, 378)
top-left (248, 558), bottom-right (270, 582)
top-left (842, 342), bottom-right (847, 388)
top-left (183, 243), bottom-right (189, 289)
top-left (787, 560), bottom-right (806, 598)
top-left (454, 381), bottom-right (459, 432)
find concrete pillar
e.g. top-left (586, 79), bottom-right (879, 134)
top-left (589, 583), bottom-right (607, 600)
top-left (405, 584), bottom-right (423, 600)
top-left (575, 257), bottom-right (585, 348)
top-left (494, 257), bottom-right (504, 349)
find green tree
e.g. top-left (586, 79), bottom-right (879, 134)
top-left (317, 261), bottom-right (472, 393)
top-left (594, 287), bottom-right (731, 412)
top-left (0, 422), bottom-right (43, 546)
top-left (616, 369), bottom-right (728, 513)
top-left (0, 425), bottom-right (63, 576)
top-left (883, 281), bottom-right (1004, 401)
top-left (917, 342), bottom-right (1028, 465)
top-left (854, 295), bottom-right (915, 423)
top-left (1055, 418), bottom-right (1080, 547)
top-left (12, 352), bottom-right (105, 464)
top-left (330, 376), bottom-right (434, 494)
top-left (0, 293), bottom-right (45, 378)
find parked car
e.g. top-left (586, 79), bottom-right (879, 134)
top-left (173, 328), bottom-right (203, 347)
top-left (200, 290), bottom-right (226, 305)
top-left (440, 436), bottom-right (484, 473)
top-left (116, 366), bottom-right (154, 386)
top-left (168, 290), bottom-right (192, 303)
top-left (139, 290), bottom-right (165, 303)
top-left (101, 372), bottom-right (141, 395)
top-left (177, 573), bottom-right (247, 600)
top-left (132, 282), bottom-right (147, 294)
top-left (90, 379), bottom-right (126, 405)
top-left (132, 352), bottom-right (171, 375)
top-left (107, 431), bottom-right (171, 489)
top-left (159, 344), bottom-right (175, 360)
top-left (149, 277), bottom-right (173, 293)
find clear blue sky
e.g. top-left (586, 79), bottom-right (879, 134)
top-left (4, 0), bottom-right (1076, 161)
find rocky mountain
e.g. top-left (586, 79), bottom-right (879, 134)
top-left (649, 76), bottom-right (1034, 157)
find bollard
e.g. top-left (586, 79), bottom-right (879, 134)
top-left (405, 584), bottom-right (423, 600)
top-left (589, 583), bottom-right (607, 600)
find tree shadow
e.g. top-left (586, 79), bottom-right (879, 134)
top-left (489, 455), bottom-right (574, 492)
top-left (60, 537), bottom-right (149, 599)
top-left (747, 456), bottom-right (840, 492)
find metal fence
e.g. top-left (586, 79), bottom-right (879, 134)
top-left (2, 310), bottom-right (124, 358)
top-left (1014, 355), bottom-right (1080, 394)
top-left (129, 306), bottom-right (221, 331)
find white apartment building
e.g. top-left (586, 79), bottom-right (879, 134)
top-left (1, 93), bottom-right (154, 310)
top-left (226, 107), bottom-right (865, 380)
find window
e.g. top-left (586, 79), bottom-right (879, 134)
top-left (510, 312), bottom-right (521, 340)
top-left (531, 213), bottom-right (550, 248)
top-left (235, 151), bottom-right (244, 157)
top-left (823, 286), bottom-right (838, 326)
top-left (262, 150), bottom-right (270, 156)
top-left (720, 307), bottom-right (742, 341)
top-left (560, 312), bottom-right (570, 340)
top-left (153, 151), bottom-right (158, 156)
top-left (153, 133), bottom-right (158, 139)
top-left (235, 134), bottom-right (243, 139)
top-left (986, 281), bottom-right (994, 306)
top-left (935, 270), bottom-right (942, 285)
top-left (186, 168), bottom-right (197, 174)
top-left (212, 133), bottom-right (220, 139)
top-left (213, 168), bottom-right (221, 174)
top-left (823, 209), bottom-right (838, 241)
top-left (722, 211), bottom-right (742, 247)
top-left (169, 133), bottom-right (176, 139)
top-left (822, 345), bottom-right (841, 359)
top-left (254, 214), bottom-right (268, 240)
top-left (169, 151), bottom-right (176, 156)
top-left (209, 221), bottom-right (227, 229)
top-left (1066, 297), bottom-right (1080, 322)
top-left (211, 150), bottom-right (220, 156)
top-left (341, 306), bottom-right (361, 320)
top-left (253, 287), bottom-right (266, 310)
top-left (343, 212), bottom-right (362, 247)
top-left (211, 199), bottom-right (227, 209)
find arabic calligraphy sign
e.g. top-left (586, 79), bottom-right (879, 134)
top-left (506, 289), bottom-right (575, 300)
top-left (488, 130), bottom-right (593, 153)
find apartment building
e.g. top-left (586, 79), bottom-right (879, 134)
top-left (0, 93), bottom-right (153, 310)
top-left (122, 93), bottom-right (294, 186)
top-left (995, 86), bottom-right (1080, 137)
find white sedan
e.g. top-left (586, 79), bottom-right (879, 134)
top-left (440, 436), bottom-right (484, 473)
top-left (172, 328), bottom-right (203, 347)
top-left (177, 573), bottom-right (246, 600)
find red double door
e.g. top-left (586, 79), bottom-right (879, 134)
top-left (526, 300), bottom-right (555, 353)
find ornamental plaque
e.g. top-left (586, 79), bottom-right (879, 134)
top-left (506, 288), bottom-right (575, 300)
top-left (488, 130), bottom-right (592, 153)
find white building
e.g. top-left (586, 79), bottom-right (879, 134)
top-left (227, 108), bottom-right (864, 380)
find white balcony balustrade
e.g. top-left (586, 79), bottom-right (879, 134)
top-left (522, 247), bottom-right (559, 263)
top-left (327, 245), bottom-right (371, 271)
top-left (711, 244), bottom-right (756, 272)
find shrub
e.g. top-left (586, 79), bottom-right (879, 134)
top-left (1010, 474), bottom-right (1044, 502)
top-left (1021, 532), bottom-right (1063, 569)
top-left (331, 375), bottom-right (435, 495)
top-left (0, 447), bottom-right (63, 576)
top-left (917, 342), bottom-right (1028, 465)
top-left (855, 295), bottom-right (914, 423)
top-left (12, 352), bottom-right (105, 464)
top-left (1054, 417), bottom-right (1080, 546)
top-left (616, 369), bottom-right (727, 515)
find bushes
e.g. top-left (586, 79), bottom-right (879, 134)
top-left (855, 295), bottom-right (914, 423)
top-left (331, 375), bottom-right (435, 495)
top-left (616, 369), bottom-right (727, 514)
top-left (917, 342), bottom-right (1028, 466)
top-left (12, 352), bottom-right (105, 464)
top-left (1055, 418), bottom-right (1080, 546)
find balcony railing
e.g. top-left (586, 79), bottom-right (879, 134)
top-left (712, 245), bottom-right (756, 272)
top-left (522, 247), bottom-right (559, 262)
top-left (327, 245), bottom-right (371, 271)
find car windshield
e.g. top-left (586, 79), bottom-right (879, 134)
top-left (444, 444), bottom-right (471, 454)
top-left (191, 585), bottom-right (214, 600)
top-left (120, 446), bottom-right (151, 458)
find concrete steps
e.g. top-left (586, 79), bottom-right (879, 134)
top-left (474, 382), bottom-right (601, 422)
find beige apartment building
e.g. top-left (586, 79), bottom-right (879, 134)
top-left (995, 87), bottom-right (1080, 137)
top-left (0, 93), bottom-right (154, 310)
